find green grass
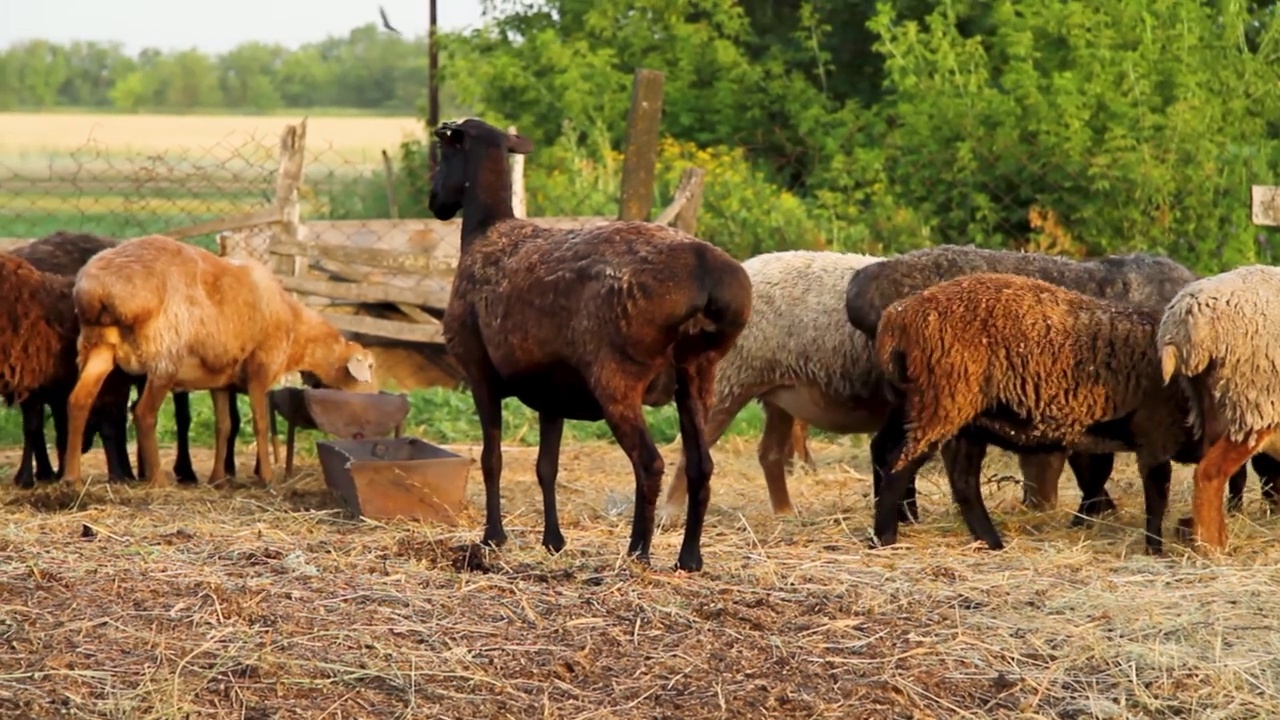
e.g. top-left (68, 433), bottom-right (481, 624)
top-left (0, 387), bottom-right (852, 456)
top-left (0, 211), bottom-right (223, 251)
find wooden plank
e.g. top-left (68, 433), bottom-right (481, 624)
top-left (674, 166), bottom-right (706, 236)
top-left (509, 125), bottom-right (527, 219)
top-left (160, 207), bottom-right (280, 240)
top-left (278, 275), bottom-right (449, 310)
top-left (271, 240), bottom-right (443, 274)
top-left (1252, 185), bottom-right (1280, 226)
top-left (618, 69), bottom-right (666, 221)
top-left (654, 166), bottom-right (706, 227)
top-left (325, 312), bottom-right (445, 343)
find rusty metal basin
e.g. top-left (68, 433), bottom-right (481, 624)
top-left (268, 387), bottom-right (410, 478)
top-left (316, 437), bottom-right (471, 524)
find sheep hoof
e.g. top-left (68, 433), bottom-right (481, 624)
top-left (542, 532), bottom-right (566, 555)
top-left (480, 529), bottom-right (508, 549)
top-left (675, 551), bottom-right (703, 573)
top-left (868, 532), bottom-right (897, 549)
top-left (12, 471), bottom-right (35, 489)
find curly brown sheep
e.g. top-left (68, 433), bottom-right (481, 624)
top-left (873, 272), bottom-right (1200, 554)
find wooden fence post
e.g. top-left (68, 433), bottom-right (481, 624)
top-left (509, 125), bottom-right (527, 219)
top-left (381, 149), bottom-right (399, 220)
top-left (673, 167), bottom-right (706, 235)
top-left (618, 68), bottom-right (665, 221)
top-left (274, 118), bottom-right (309, 277)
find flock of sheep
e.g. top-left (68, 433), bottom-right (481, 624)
top-left (4, 115), bottom-right (1279, 575)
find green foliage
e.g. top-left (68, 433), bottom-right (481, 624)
top-left (427, 0), bottom-right (1280, 273)
top-left (0, 26), bottom-right (458, 114)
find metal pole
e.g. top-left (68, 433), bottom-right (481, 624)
top-left (428, 0), bottom-right (440, 175)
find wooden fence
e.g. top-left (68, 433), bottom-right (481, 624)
top-left (2, 68), bottom-right (706, 391)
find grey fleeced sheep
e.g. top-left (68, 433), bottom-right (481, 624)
top-left (845, 244), bottom-right (1206, 523)
top-left (659, 250), bottom-right (890, 517)
top-left (872, 272), bottom-right (1201, 554)
top-left (1158, 264), bottom-right (1280, 551)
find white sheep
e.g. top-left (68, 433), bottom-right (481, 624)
top-left (1157, 264), bottom-right (1280, 551)
top-left (61, 234), bottom-right (378, 489)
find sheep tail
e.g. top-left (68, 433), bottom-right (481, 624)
top-left (676, 245), bottom-right (752, 361)
top-left (1159, 344), bottom-right (1180, 386)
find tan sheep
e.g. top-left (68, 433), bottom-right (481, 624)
top-left (61, 235), bottom-right (377, 489)
top-left (1157, 264), bottom-right (1280, 551)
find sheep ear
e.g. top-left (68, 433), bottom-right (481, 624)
top-left (507, 133), bottom-right (533, 154)
top-left (346, 353), bottom-right (374, 383)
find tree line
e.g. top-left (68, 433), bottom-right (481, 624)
top-left (0, 24), bottom-right (446, 112)
top-left (425, 0), bottom-right (1280, 272)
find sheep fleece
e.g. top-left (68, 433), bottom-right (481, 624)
top-left (0, 254), bottom-right (78, 404)
top-left (73, 235), bottom-right (302, 383)
top-left (876, 272), bottom-right (1171, 459)
top-left (1157, 264), bottom-right (1280, 443)
top-left (846, 244), bottom-right (1196, 337)
top-left (714, 250), bottom-right (884, 405)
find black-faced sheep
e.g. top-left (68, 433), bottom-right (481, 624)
top-left (873, 272), bottom-right (1200, 554)
top-left (843, 244), bottom-right (1228, 524)
top-left (1157, 264), bottom-right (1280, 551)
top-left (6, 231), bottom-right (245, 485)
top-left (428, 118), bottom-right (752, 573)
top-left (61, 234), bottom-right (378, 489)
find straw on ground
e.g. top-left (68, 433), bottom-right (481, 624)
top-left (2, 439), bottom-right (1279, 719)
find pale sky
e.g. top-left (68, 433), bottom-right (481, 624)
top-left (0, 0), bottom-right (488, 53)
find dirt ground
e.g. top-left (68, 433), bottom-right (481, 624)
top-left (3, 437), bottom-right (1280, 719)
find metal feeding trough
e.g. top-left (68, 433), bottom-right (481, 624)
top-left (316, 437), bottom-right (471, 524)
top-left (267, 387), bottom-right (411, 477)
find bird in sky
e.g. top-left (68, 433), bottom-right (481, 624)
top-left (379, 6), bottom-right (401, 34)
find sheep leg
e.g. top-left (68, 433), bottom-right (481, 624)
top-left (789, 419), bottom-right (815, 468)
top-left (946, 430), bottom-right (1004, 550)
top-left (208, 389), bottom-right (234, 487)
top-left (871, 414), bottom-right (920, 524)
top-left (535, 413), bottom-right (567, 554)
top-left (661, 389), bottom-right (750, 518)
top-left (672, 360), bottom-right (716, 573)
top-left (1226, 465), bottom-right (1249, 514)
top-left (598, 387), bottom-right (665, 566)
top-left (227, 394), bottom-right (246, 478)
top-left (1068, 452), bottom-right (1117, 526)
top-left (1017, 451), bottom-right (1065, 510)
top-left (134, 376), bottom-right (176, 488)
top-left (470, 371), bottom-right (508, 549)
top-left (1251, 453), bottom-right (1280, 510)
top-left (1178, 432), bottom-right (1270, 552)
top-left (96, 396), bottom-right (136, 481)
top-left (171, 391), bottom-right (199, 484)
top-left (13, 398), bottom-right (47, 488)
top-left (245, 385), bottom-right (273, 485)
top-left (871, 431), bottom-right (933, 548)
top-left (758, 401), bottom-right (800, 515)
top-left (1138, 460), bottom-right (1172, 555)
top-left (63, 345), bottom-right (118, 489)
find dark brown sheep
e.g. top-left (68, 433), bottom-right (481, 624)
top-left (428, 118), bottom-right (752, 572)
top-left (7, 231), bottom-right (244, 486)
top-left (872, 272), bottom-right (1201, 554)
top-left (843, 244), bottom-right (1274, 524)
top-left (0, 253), bottom-right (108, 486)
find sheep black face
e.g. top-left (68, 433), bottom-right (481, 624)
top-left (428, 118), bottom-right (534, 221)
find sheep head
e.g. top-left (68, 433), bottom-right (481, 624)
top-left (428, 118), bottom-right (534, 222)
top-left (305, 339), bottom-right (379, 394)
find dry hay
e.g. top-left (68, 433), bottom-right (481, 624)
top-left (3, 438), bottom-right (1280, 719)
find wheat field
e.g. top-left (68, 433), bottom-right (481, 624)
top-left (0, 111), bottom-right (423, 166)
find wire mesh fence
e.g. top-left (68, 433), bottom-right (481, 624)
top-left (0, 121), bottom-right (435, 253)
